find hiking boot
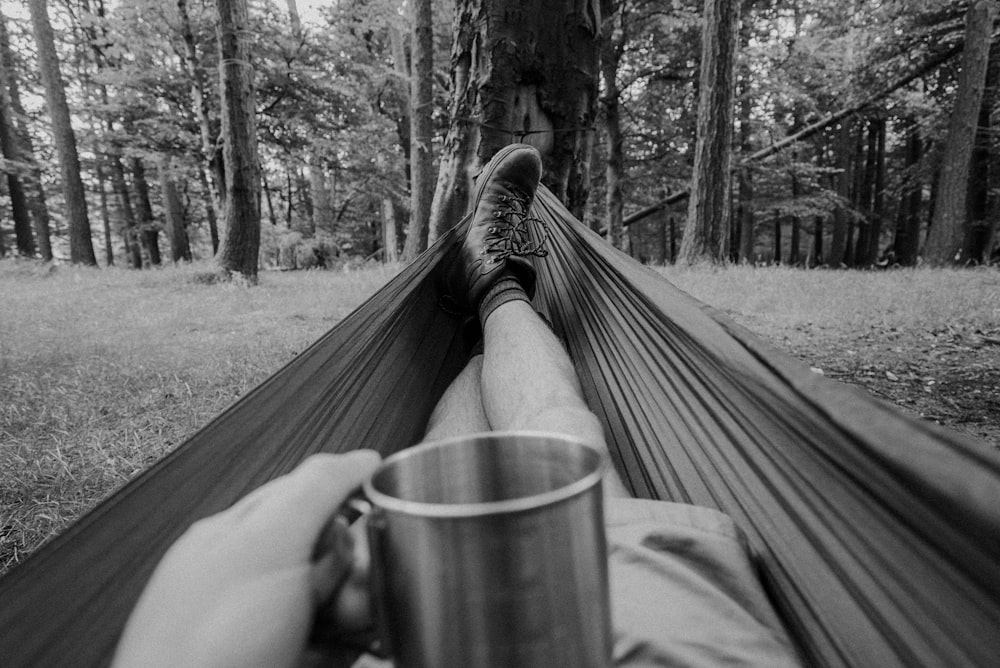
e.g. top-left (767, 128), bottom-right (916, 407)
top-left (443, 143), bottom-right (548, 315)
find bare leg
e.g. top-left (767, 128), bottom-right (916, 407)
top-left (480, 300), bottom-right (630, 497)
top-left (423, 355), bottom-right (490, 441)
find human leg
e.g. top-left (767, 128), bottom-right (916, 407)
top-left (479, 300), bottom-right (631, 497)
top-left (422, 354), bottom-right (490, 441)
top-left (439, 143), bottom-right (629, 497)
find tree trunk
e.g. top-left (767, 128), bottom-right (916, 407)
top-left (773, 210), bottom-right (782, 263)
top-left (28, 0), bottom-right (96, 265)
top-left (853, 118), bottom-right (877, 266)
top-left (402, 0), bottom-right (435, 259)
top-left (812, 215), bottom-right (823, 268)
top-left (600, 6), bottom-right (625, 251)
top-left (132, 157), bottom-right (161, 266)
top-left (107, 151), bottom-right (142, 268)
top-left (215, 0), bottom-right (261, 281)
top-left (737, 88), bottom-right (755, 263)
top-left (867, 116), bottom-right (887, 264)
top-left (963, 38), bottom-right (1000, 263)
top-left (429, 0), bottom-right (604, 236)
top-left (893, 117), bottom-right (924, 267)
top-left (789, 173), bottom-right (801, 266)
top-left (829, 122), bottom-right (856, 266)
top-left (178, 0), bottom-right (224, 231)
top-left (309, 151), bottom-right (332, 233)
top-left (160, 156), bottom-right (191, 262)
top-left (678, 0), bottom-right (740, 264)
top-left (0, 90), bottom-right (34, 257)
top-left (285, 0), bottom-right (301, 37)
top-left (924, 0), bottom-right (996, 265)
top-left (96, 161), bottom-right (113, 265)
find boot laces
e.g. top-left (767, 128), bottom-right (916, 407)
top-left (484, 192), bottom-right (549, 264)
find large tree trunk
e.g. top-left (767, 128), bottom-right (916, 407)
top-left (924, 0), bottom-right (996, 265)
top-left (28, 0), bottom-right (96, 265)
top-left (215, 0), bottom-right (261, 281)
top-left (678, 0), bottom-right (740, 264)
top-left (402, 0), bottom-right (435, 259)
top-left (429, 0), bottom-right (604, 237)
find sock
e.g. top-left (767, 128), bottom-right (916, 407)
top-left (478, 276), bottom-right (529, 326)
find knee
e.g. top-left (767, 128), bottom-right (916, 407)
top-left (515, 406), bottom-right (606, 449)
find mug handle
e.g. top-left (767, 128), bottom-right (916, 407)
top-left (308, 494), bottom-right (390, 660)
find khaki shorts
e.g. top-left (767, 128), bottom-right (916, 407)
top-left (606, 498), bottom-right (801, 667)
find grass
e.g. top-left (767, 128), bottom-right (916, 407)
top-left (0, 259), bottom-right (402, 571)
top-left (658, 264), bottom-right (1000, 343)
top-left (1, 258), bottom-right (999, 573)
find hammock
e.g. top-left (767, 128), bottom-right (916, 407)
top-left (1, 185), bottom-right (998, 667)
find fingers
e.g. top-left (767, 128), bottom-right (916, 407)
top-left (219, 450), bottom-right (382, 555)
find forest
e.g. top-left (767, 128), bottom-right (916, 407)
top-left (0, 0), bottom-right (998, 276)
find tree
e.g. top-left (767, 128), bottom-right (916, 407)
top-left (402, 0), bottom-right (434, 260)
top-left (0, 8), bottom-right (51, 261)
top-left (160, 156), bottom-right (191, 262)
top-left (28, 0), bottom-right (97, 265)
top-left (600, 1), bottom-right (626, 251)
top-left (0, 79), bottom-right (34, 257)
top-left (215, 0), bottom-right (261, 281)
top-left (429, 0), bottom-right (605, 238)
top-left (678, 0), bottom-right (740, 264)
top-left (919, 0), bottom-right (994, 265)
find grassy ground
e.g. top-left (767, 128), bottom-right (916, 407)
top-left (2, 259), bottom-right (999, 573)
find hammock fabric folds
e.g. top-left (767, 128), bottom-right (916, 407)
top-left (2, 186), bottom-right (999, 667)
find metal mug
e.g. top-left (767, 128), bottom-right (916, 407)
top-left (362, 431), bottom-right (612, 668)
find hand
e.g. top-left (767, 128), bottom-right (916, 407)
top-left (112, 451), bottom-right (382, 668)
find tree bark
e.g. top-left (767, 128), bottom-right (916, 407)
top-left (215, 0), bottom-right (261, 281)
top-left (853, 118), bottom-right (878, 266)
top-left (160, 156), bottom-right (191, 262)
top-left (0, 87), bottom-right (34, 257)
top-left (95, 161), bottom-right (113, 265)
top-left (773, 210), bottom-right (782, 263)
top-left (892, 118), bottom-right (923, 266)
top-left (963, 38), bottom-right (1000, 263)
top-left (812, 215), bottom-right (823, 267)
top-left (924, 0), bottom-right (996, 265)
top-left (868, 116), bottom-right (887, 264)
top-left (829, 120), bottom-right (854, 266)
top-left (600, 5), bottom-right (626, 251)
top-left (678, 0), bottom-right (740, 264)
top-left (402, 0), bottom-right (434, 259)
top-left (178, 0), bottom-right (225, 233)
top-left (132, 158), bottom-right (161, 266)
top-left (736, 83), bottom-right (755, 263)
top-left (429, 0), bottom-right (604, 236)
top-left (309, 151), bottom-right (332, 234)
top-left (28, 0), bottom-right (96, 265)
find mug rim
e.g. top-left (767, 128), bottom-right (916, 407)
top-left (363, 430), bottom-right (606, 518)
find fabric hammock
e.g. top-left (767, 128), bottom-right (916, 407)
top-left (1, 185), bottom-right (998, 667)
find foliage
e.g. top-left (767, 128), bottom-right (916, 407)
top-left (0, 0), bottom-right (995, 266)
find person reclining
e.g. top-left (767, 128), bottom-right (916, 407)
top-left (112, 145), bottom-right (801, 667)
